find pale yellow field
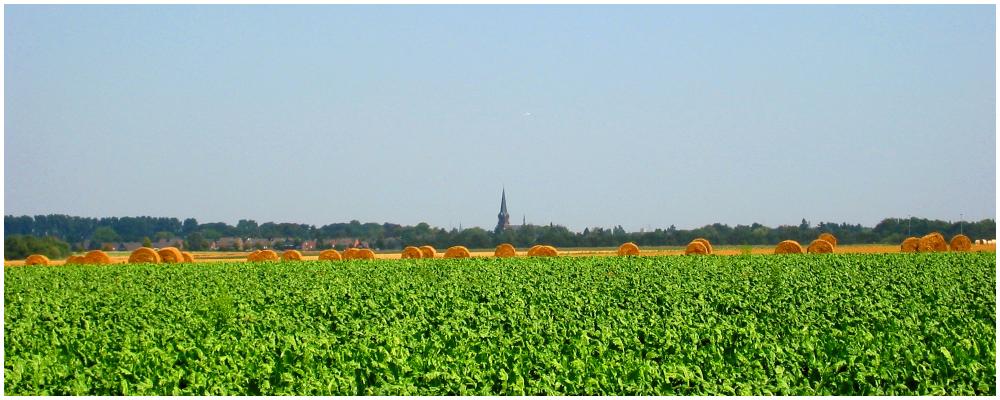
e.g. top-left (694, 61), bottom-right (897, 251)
top-left (5, 243), bottom-right (995, 267)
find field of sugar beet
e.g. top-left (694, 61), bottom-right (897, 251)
top-left (4, 252), bottom-right (995, 395)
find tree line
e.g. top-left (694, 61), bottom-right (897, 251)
top-left (4, 214), bottom-right (994, 257)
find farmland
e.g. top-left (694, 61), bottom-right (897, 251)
top-left (3, 243), bottom-right (997, 266)
top-left (4, 253), bottom-right (996, 395)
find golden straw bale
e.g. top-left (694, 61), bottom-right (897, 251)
top-left (247, 250), bottom-right (261, 262)
top-left (542, 245), bottom-right (559, 256)
top-left (692, 238), bottom-right (713, 254)
top-left (318, 249), bottom-right (342, 261)
top-left (900, 237), bottom-right (920, 253)
top-left (65, 255), bottom-right (85, 265)
top-left (281, 250), bottom-right (303, 261)
top-left (355, 249), bottom-right (376, 260)
top-left (253, 250), bottom-right (279, 262)
top-left (128, 247), bottom-right (161, 264)
top-left (527, 245), bottom-right (558, 257)
top-left (807, 239), bottom-right (834, 254)
top-left (685, 241), bottom-right (709, 255)
top-left (444, 246), bottom-right (471, 258)
top-left (419, 245), bottom-right (436, 258)
top-left (181, 252), bottom-right (194, 263)
top-left (83, 250), bottom-right (112, 265)
top-left (25, 254), bottom-right (50, 266)
top-left (774, 240), bottom-right (804, 255)
top-left (494, 243), bottom-right (517, 257)
top-left (949, 234), bottom-right (973, 252)
top-left (818, 233), bottom-right (838, 247)
top-left (157, 247), bottom-right (184, 263)
top-left (401, 246), bottom-right (424, 259)
top-left (617, 242), bottom-right (640, 256)
top-left (918, 232), bottom-right (948, 252)
top-left (341, 248), bottom-right (359, 260)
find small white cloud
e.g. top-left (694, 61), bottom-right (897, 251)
top-left (522, 112), bottom-right (532, 117)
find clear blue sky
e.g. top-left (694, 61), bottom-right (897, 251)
top-left (5, 5), bottom-right (995, 231)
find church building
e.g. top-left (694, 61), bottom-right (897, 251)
top-left (495, 189), bottom-right (526, 233)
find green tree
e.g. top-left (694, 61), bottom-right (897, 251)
top-left (142, 237), bottom-right (152, 247)
top-left (200, 229), bottom-right (223, 241)
top-left (153, 231), bottom-right (173, 241)
top-left (4, 235), bottom-right (71, 260)
top-left (185, 232), bottom-right (208, 251)
top-left (182, 218), bottom-right (199, 235)
top-left (92, 227), bottom-right (120, 244)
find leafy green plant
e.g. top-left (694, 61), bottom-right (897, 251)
top-left (4, 253), bottom-right (996, 395)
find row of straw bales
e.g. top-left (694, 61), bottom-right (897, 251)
top-left (900, 233), bottom-right (972, 253)
top-left (773, 233), bottom-right (837, 254)
top-left (126, 247), bottom-right (194, 263)
top-left (20, 247), bottom-right (195, 267)
top-left (23, 250), bottom-right (116, 266)
top-left (19, 232), bottom-right (986, 266)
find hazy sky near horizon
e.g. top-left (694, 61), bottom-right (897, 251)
top-left (5, 5), bottom-right (996, 231)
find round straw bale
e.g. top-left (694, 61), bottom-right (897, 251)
top-left (444, 246), bottom-right (471, 258)
top-left (355, 249), bottom-right (376, 260)
top-left (773, 240), bottom-right (804, 255)
top-left (807, 239), bottom-right (834, 254)
top-left (494, 243), bottom-right (516, 257)
top-left (83, 250), bottom-right (112, 265)
top-left (25, 254), bottom-right (50, 266)
top-left (157, 247), bottom-right (184, 263)
top-left (900, 237), bottom-right (920, 253)
top-left (818, 233), bottom-right (838, 247)
top-left (949, 234), bottom-right (972, 252)
top-left (253, 249), bottom-right (279, 262)
top-left (65, 255), bottom-right (85, 265)
top-left (685, 241), bottom-right (709, 255)
top-left (181, 252), bottom-right (194, 263)
top-left (419, 245), bottom-right (436, 258)
top-left (617, 242), bottom-right (640, 256)
top-left (401, 246), bottom-right (424, 259)
top-left (341, 248), bottom-right (358, 260)
top-left (318, 249), bottom-right (342, 261)
top-left (128, 247), bottom-right (161, 264)
top-left (917, 232), bottom-right (947, 252)
top-left (527, 245), bottom-right (558, 257)
top-left (691, 238), bottom-right (713, 254)
top-left (544, 245), bottom-right (559, 256)
top-left (281, 250), bottom-right (303, 261)
top-left (247, 250), bottom-right (261, 261)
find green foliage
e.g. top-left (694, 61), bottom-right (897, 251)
top-left (3, 235), bottom-right (71, 260)
top-left (91, 226), bottom-right (120, 244)
top-left (5, 214), bottom-right (997, 250)
top-left (184, 232), bottom-right (208, 251)
top-left (4, 253), bottom-right (995, 395)
top-left (142, 237), bottom-right (153, 248)
top-left (153, 231), bottom-right (174, 241)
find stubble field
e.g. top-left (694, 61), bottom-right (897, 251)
top-left (4, 243), bottom-right (996, 266)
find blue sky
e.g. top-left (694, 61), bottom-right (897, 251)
top-left (4, 5), bottom-right (995, 231)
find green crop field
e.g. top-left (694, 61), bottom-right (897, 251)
top-left (4, 253), bottom-right (996, 395)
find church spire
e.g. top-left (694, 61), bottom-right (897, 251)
top-left (495, 188), bottom-right (511, 233)
top-left (500, 188), bottom-right (508, 215)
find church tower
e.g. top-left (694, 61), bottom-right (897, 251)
top-left (495, 188), bottom-right (511, 233)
